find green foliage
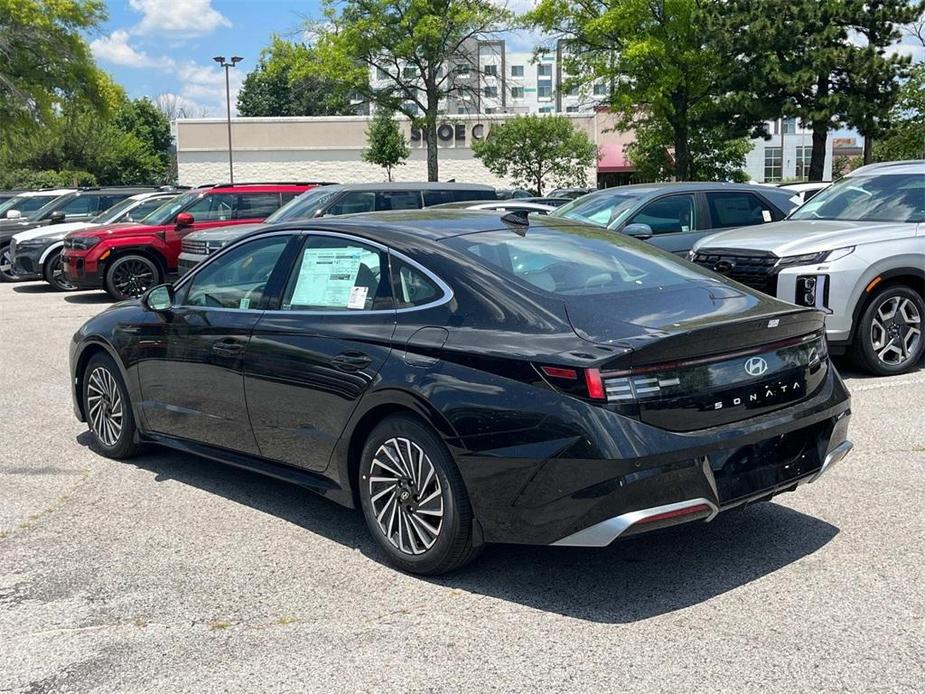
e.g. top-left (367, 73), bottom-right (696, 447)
top-left (832, 155), bottom-right (864, 180)
top-left (875, 62), bottom-right (925, 161)
top-left (0, 0), bottom-right (112, 142)
top-left (0, 169), bottom-right (96, 189)
top-left (309, 0), bottom-right (512, 180)
top-left (471, 115), bottom-right (597, 194)
top-left (529, 0), bottom-right (762, 181)
top-left (363, 110), bottom-right (410, 180)
top-left (237, 36), bottom-right (356, 117)
top-left (1, 96), bottom-right (174, 185)
top-left (626, 121), bottom-right (751, 182)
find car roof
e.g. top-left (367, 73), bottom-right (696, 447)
top-left (588, 182), bottom-right (777, 196)
top-left (847, 160), bottom-right (925, 177)
top-left (18, 189), bottom-right (75, 197)
top-left (308, 182), bottom-right (496, 193)
top-left (256, 209), bottom-right (583, 245)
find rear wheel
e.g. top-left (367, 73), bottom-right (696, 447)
top-left (358, 415), bottom-right (480, 575)
top-left (82, 353), bottom-right (140, 459)
top-left (104, 254), bottom-right (161, 300)
top-left (852, 285), bottom-right (924, 375)
top-left (43, 248), bottom-right (77, 291)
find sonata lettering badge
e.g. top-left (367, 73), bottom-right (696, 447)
top-left (713, 378), bottom-right (803, 410)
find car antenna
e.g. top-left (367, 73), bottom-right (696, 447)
top-left (501, 209), bottom-right (530, 235)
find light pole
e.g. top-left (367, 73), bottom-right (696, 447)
top-left (213, 55), bottom-right (243, 184)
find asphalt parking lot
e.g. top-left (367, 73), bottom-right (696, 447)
top-left (0, 280), bottom-right (922, 693)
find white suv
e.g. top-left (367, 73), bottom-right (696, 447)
top-left (691, 161), bottom-right (924, 375)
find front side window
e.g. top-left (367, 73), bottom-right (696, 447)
top-left (185, 193), bottom-right (235, 222)
top-left (628, 194), bottom-right (697, 234)
top-left (126, 196), bottom-right (174, 221)
top-left (789, 173), bottom-right (925, 223)
top-left (282, 236), bottom-right (390, 311)
top-left (58, 194), bottom-right (97, 217)
top-left (706, 192), bottom-right (773, 229)
top-left (183, 235), bottom-right (290, 309)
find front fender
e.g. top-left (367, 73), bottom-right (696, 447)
top-left (38, 240), bottom-right (64, 266)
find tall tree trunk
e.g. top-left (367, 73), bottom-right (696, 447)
top-left (862, 135), bottom-right (873, 165)
top-left (809, 121), bottom-right (828, 181)
top-left (425, 86), bottom-right (439, 182)
top-left (674, 129), bottom-right (691, 181)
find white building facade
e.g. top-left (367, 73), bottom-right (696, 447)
top-left (745, 118), bottom-right (834, 183)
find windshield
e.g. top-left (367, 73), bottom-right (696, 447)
top-left (444, 223), bottom-right (707, 297)
top-left (789, 173), bottom-right (925, 223)
top-left (552, 190), bottom-right (643, 227)
top-left (0, 194), bottom-right (64, 219)
top-left (140, 190), bottom-right (201, 225)
top-left (265, 187), bottom-right (339, 222)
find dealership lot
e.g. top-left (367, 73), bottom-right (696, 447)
top-left (0, 281), bottom-right (922, 692)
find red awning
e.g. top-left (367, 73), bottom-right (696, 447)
top-left (597, 143), bottom-right (634, 172)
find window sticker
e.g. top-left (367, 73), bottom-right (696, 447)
top-left (347, 286), bottom-right (369, 309)
top-left (762, 209), bottom-right (772, 222)
top-left (290, 247), bottom-right (367, 308)
top-left (239, 297), bottom-right (251, 310)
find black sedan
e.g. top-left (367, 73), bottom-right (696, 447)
top-left (70, 211), bottom-right (852, 574)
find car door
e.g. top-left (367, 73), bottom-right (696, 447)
top-left (136, 233), bottom-right (296, 453)
top-left (244, 232), bottom-right (396, 472)
top-left (619, 193), bottom-right (702, 255)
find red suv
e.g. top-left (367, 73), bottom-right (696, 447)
top-left (62, 183), bottom-right (318, 300)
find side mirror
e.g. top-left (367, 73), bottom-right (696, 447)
top-left (6, 209), bottom-right (22, 219)
top-left (49, 211), bottom-right (66, 224)
top-left (143, 284), bottom-right (175, 312)
top-left (176, 212), bottom-right (194, 227)
top-left (623, 223), bottom-right (654, 241)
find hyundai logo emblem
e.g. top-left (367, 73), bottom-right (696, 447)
top-left (713, 260), bottom-right (734, 274)
top-left (744, 356), bottom-right (769, 377)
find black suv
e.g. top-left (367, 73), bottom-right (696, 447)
top-left (0, 186), bottom-right (161, 281)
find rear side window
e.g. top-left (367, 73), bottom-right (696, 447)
top-left (706, 192), bottom-right (773, 229)
top-left (391, 258), bottom-right (442, 308)
top-left (423, 189), bottom-right (494, 205)
top-left (281, 236), bottom-right (392, 311)
top-left (445, 226), bottom-right (706, 297)
top-left (377, 191), bottom-right (421, 211)
top-left (234, 192), bottom-right (281, 219)
top-left (328, 192), bottom-right (376, 215)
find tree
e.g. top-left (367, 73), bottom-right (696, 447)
top-left (842, 0), bottom-right (921, 163)
top-left (471, 115), bottom-right (597, 194)
top-left (875, 62), bottom-right (925, 160)
top-left (309, 0), bottom-right (512, 181)
top-left (626, 120), bottom-right (752, 182)
top-left (363, 110), bottom-right (410, 180)
top-left (530, 0), bottom-right (767, 181)
top-left (0, 0), bottom-right (112, 142)
top-left (237, 36), bottom-right (355, 117)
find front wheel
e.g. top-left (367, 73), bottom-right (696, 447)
top-left (0, 246), bottom-right (17, 282)
top-left (43, 248), bottom-right (77, 291)
top-left (358, 416), bottom-right (481, 575)
top-left (852, 285), bottom-right (924, 375)
top-left (82, 353), bottom-right (140, 459)
top-left (104, 254), bottom-right (161, 300)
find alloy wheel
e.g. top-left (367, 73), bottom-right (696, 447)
top-left (86, 366), bottom-right (124, 447)
top-left (368, 437), bottom-right (445, 556)
top-left (870, 295), bottom-right (922, 367)
top-left (110, 257), bottom-right (156, 298)
top-left (0, 248), bottom-right (15, 281)
top-left (50, 253), bottom-right (76, 291)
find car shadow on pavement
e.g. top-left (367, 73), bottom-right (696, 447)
top-left (12, 283), bottom-right (58, 294)
top-left (63, 293), bottom-right (113, 304)
top-left (78, 433), bottom-right (839, 625)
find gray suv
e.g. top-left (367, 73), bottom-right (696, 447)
top-left (177, 182), bottom-right (497, 273)
top-left (691, 161), bottom-right (924, 376)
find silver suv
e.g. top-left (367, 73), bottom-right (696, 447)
top-left (691, 161), bottom-right (924, 376)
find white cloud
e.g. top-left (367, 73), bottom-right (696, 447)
top-left (90, 30), bottom-right (156, 67)
top-left (129, 0), bottom-right (231, 38)
top-left (174, 60), bottom-right (246, 116)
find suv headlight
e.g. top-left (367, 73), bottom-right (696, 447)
top-left (776, 246), bottom-right (854, 267)
top-left (65, 236), bottom-right (101, 250)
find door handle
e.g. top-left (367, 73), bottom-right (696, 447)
top-left (212, 339), bottom-right (243, 357)
top-left (331, 352), bottom-right (372, 371)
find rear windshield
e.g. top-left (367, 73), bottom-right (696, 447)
top-left (443, 224), bottom-right (707, 296)
top-left (789, 173), bottom-right (925, 223)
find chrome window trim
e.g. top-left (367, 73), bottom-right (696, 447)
top-left (173, 228), bottom-right (454, 315)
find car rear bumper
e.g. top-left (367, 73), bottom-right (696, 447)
top-left (453, 366), bottom-right (852, 546)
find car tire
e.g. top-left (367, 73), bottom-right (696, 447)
top-left (852, 285), bottom-right (924, 376)
top-left (104, 254), bottom-right (162, 300)
top-left (358, 415), bottom-right (481, 575)
top-left (0, 245), bottom-right (17, 282)
top-left (82, 353), bottom-right (140, 459)
top-left (43, 248), bottom-right (77, 291)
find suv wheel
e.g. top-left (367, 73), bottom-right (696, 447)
top-left (43, 248), bottom-right (77, 291)
top-left (105, 254), bottom-right (161, 300)
top-left (358, 416), bottom-right (481, 575)
top-left (0, 245), bottom-right (17, 282)
top-left (853, 285), bottom-right (924, 375)
top-left (83, 353), bottom-right (140, 459)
